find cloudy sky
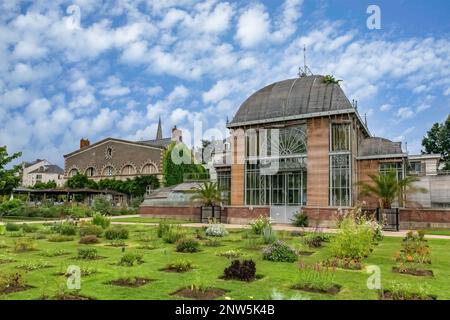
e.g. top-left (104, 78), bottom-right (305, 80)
top-left (1, 0), bottom-right (449, 167)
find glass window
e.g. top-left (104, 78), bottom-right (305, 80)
top-left (331, 123), bottom-right (351, 151)
top-left (69, 169), bottom-right (78, 177)
top-left (330, 154), bottom-right (351, 206)
top-left (85, 167), bottom-right (95, 177)
top-left (121, 165), bottom-right (136, 175)
top-left (380, 162), bottom-right (404, 181)
top-left (103, 166), bottom-right (114, 176)
top-left (217, 169), bottom-right (231, 205)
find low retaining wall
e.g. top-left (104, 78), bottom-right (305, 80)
top-left (139, 205), bottom-right (450, 229)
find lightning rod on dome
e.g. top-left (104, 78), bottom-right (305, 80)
top-left (298, 44), bottom-right (313, 77)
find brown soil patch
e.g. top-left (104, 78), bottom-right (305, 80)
top-left (392, 267), bottom-right (434, 277)
top-left (0, 259), bottom-right (16, 265)
top-left (1, 285), bottom-right (34, 295)
top-left (298, 251), bottom-right (314, 256)
top-left (172, 287), bottom-right (227, 300)
top-left (108, 277), bottom-right (153, 287)
top-left (380, 291), bottom-right (436, 300)
top-left (53, 293), bottom-right (95, 300)
top-left (219, 274), bottom-right (264, 282)
top-left (292, 284), bottom-right (341, 295)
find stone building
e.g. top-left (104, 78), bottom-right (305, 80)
top-left (21, 159), bottom-right (65, 187)
top-left (64, 119), bottom-right (182, 182)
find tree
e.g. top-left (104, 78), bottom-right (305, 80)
top-left (191, 181), bottom-right (222, 206)
top-left (358, 170), bottom-right (427, 209)
top-left (162, 142), bottom-right (206, 186)
top-left (422, 115), bottom-right (450, 170)
top-left (66, 174), bottom-right (98, 189)
top-left (33, 180), bottom-right (57, 189)
top-left (0, 146), bottom-right (22, 195)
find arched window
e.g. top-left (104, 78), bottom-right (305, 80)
top-left (141, 163), bottom-right (157, 174)
top-left (121, 165), bottom-right (136, 175)
top-left (102, 166), bottom-right (114, 176)
top-left (107, 148), bottom-right (113, 157)
top-left (69, 168), bottom-right (79, 177)
top-left (85, 167), bottom-right (96, 177)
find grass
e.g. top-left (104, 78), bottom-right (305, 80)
top-left (423, 229), bottom-right (450, 236)
top-left (111, 217), bottom-right (194, 224)
top-left (0, 224), bottom-right (449, 300)
top-left (0, 216), bottom-right (63, 222)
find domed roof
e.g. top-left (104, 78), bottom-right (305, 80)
top-left (229, 75), bottom-right (354, 126)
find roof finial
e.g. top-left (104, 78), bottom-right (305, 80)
top-left (298, 44), bottom-right (313, 77)
top-left (156, 116), bottom-right (163, 140)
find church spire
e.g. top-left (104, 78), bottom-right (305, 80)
top-left (156, 116), bottom-right (163, 140)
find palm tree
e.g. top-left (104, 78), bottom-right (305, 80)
top-left (322, 75), bottom-right (343, 85)
top-left (191, 181), bottom-right (222, 206)
top-left (358, 170), bottom-right (427, 209)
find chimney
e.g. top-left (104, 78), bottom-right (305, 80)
top-left (171, 125), bottom-right (182, 143)
top-left (80, 138), bottom-right (90, 149)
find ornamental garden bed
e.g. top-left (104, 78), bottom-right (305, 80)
top-left (108, 277), bottom-right (153, 288)
top-left (379, 290), bottom-right (436, 300)
top-left (392, 267), bottom-right (434, 277)
top-left (171, 287), bottom-right (228, 300)
top-left (291, 284), bottom-right (341, 295)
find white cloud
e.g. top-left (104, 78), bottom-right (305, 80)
top-left (380, 104), bottom-right (392, 112)
top-left (235, 4), bottom-right (270, 48)
top-left (147, 86), bottom-right (163, 96)
top-left (170, 107), bottom-right (190, 123)
top-left (396, 107), bottom-right (415, 120)
top-left (0, 87), bottom-right (30, 109)
top-left (203, 80), bottom-right (234, 103)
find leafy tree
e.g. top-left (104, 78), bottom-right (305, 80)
top-left (191, 181), bottom-right (222, 206)
top-left (162, 142), bottom-right (206, 186)
top-left (66, 174), bottom-right (98, 189)
top-left (0, 146), bottom-right (22, 195)
top-left (358, 170), bottom-right (427, 209)
top-left (33, 180), bottom-right (57, 189)
top-left (422, 115), bottom-right (450, 170)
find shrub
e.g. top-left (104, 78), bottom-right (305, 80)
top-left (157, 222), bottom-right (171, 238)
top-left (302, 234), bottom-right (324, 248)
top-left (52, 222), bottom-right (77, 236)
top-left (77, 248), bottom-right (98, 260)
top-left (165, 259), bottom-right (194, 272)
top-left (384, 281), bottom-right (433, 300)
top-left (13, 238), bottom-right (36, 252)
top-left (48, 235), bottom-right (74, 242)
top-left (130, 196), bottom-right (144, 209)
top-left (205, 224), bottom-right (228, 237)
top-left (176, 238), bottom-right (200, 253)
top-left (162, 227), bottom-right (185, 244)
top-left (104, 226), bottom-right (129, 240)
top-left (0, 225), bottom-right (5, 235)
top-left (295, 260), bottom-right (339, 292)
top-left (5, 222), bottom-right (20, 232)
top-left (0, 199), bottom-right (25, 216)
top-left (21, 223), bottom-right (39, 233)
top-left (250, 215), bottom-right (272, 235)
top-left (0, 272), bottom-right (25, 292)
top-left (262, 226), bottom-right (277, 244)
top-left (79, 235), bottom-right (100, 244)
top-left (262, 241), bottom-right (297, 262)
top-left (91, 214), bottom-right (111, 229)
top-left (204, 239), bottom-right (221, 247)
top-left (118, 253), bottom-right (143, 266)
top-left (291, 211), bottom-right (309, 227)
top-left (217, 250), bottom-right (243, 260)
top-left (79, 224), bottom-right (103, 237)
top-left (93, 197), bottom-right (112, 215)
top-left (40, 249), bottom-right (69, 257)
top-left (66, 206), bottom-right (94, 218)
top-left (223, 260), bottom-right (256, 281)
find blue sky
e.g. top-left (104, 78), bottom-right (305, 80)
top-left (0, 0), bottom-right (449, 167)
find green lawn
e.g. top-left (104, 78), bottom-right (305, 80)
top-left (424, 229), bottom-right (450, 237)
top-left (0, 224), bottom-right (449, 300)
top-left (111, 217), bottom-right (194, 224)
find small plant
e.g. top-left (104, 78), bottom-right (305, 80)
top-left (204, 239), bottom-right (221, 247)
top-left (291, 211), bottom-right (309, 227)
top-left (77, 248), bottom-right (99, 260)
top-left (118, 253), bottom-right (144, 266)
top-left (382, 281), bottom-right (434, 300)
top-left (262, 226), bottom-right (277, 244)
top-left (0, 272), bottom-right (26, 292)
top-left (40, 249), bottom-right (69, 257)
top-left (293, 261), bottom-right (340, 294)
top-left (176, 238), bottom-right (200, 253)
top-left (79, 224), bottom-right (103, 237)
top-left (21, 223), bottom-right (39, 233)
top-left (162, 227), bottom-right (185, 244)
top-left (205, 224), bottom-right (228, 237)
top-left (93, 196), bottom-right (112, 215)
top-left (322, 75), bottom-right (342, 85)
top-left (249, 215), bottom-right (272, 235)
top-left (223, 260), bottom-right (256, 282)
top-left (217, 250), bottom-right (243, 260)
top-left (91, 213), bottom-right (111, 229)
top-left (109, 239), bottom-right (126, 247)
top-left (48, 235), bottom-right (74, 242)
top-left (262, 241), bottom-right (297, 262)
top-left (5, 222), bottom-right (20, 232)
top-left (157, 222), bottom-right (171, 238)
top-left (13, 238), bottom-right (36, 252)
top-left (302, 234), bottom-right (324, 248)
top-left (79, 235), bottom-right (100, 244)
top-left (104, 226), bottom-right (129, 240)
top-left (52, 222), bottom-right (77, 236)
top-left (165, 259), bottom-right (194, 272)
top-left (270, 289), bottom-right (310, 300)
top-left (17, 261), bottom-right (52, 271)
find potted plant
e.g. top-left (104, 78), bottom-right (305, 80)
top-left (191, 182), bottom-right (223, 223)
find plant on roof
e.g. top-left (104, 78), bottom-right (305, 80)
top-left (322, 75), bottom-right (342, 85)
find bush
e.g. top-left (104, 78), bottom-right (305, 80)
top-left (204, 239), bottom-right (221, 247)
top-left (176, 238), bottom-right (200, 253)
top-left (291, 211), bottom-right (309, 227)
top-left (93, 197), bottom-right (112, 215)
top-left (262, 241), bottom-right (297, 262)
top-left (205, 224), bottom-right (228, 237)
top-left (104, 226), bottom-right (129, 240)
top-left (0, 199), bottom-right (25, 216)
top-left (91, 214), bottom-right (111, 229)
top-left (0, 272), bottom-right (25, 291)
top-left (48, 235), bottom-right (74, 242)
top-left (157, 222), bottom-right (171, 238)
top-left (118, 253), bottom-right (143, 266)
top-left (77, 248), bottom-right (98, 260)
top-left (5, 222), bottom-right (20, 232)
top-left (0, 225), bottom-right (5, 235)
top-left (14, 238), bottom-right (36, 252)
top-left (250, 215), bottom-right (272, 235)
top-left (162, 227), bottom-right (185, 244)
top-left (302, 234), bottom-right (324, 248)
top-left (79, 224), bottom-right (103, 237)
top-left (79, 235), bottom-right (100, 244)
top-left (217, 250), bottom-right (243, 260)
top-left (223, 260), bottom-right (256, 281)
top-left (130, 196), bottom-right (144, 208)
top-left (165, 259), bottom-right (194, 272)
top-left (66, 206), bottom-right (95, 218)
top-left (52, 222), bottom-right (77, 236)
top-left (262, 226), bottom-right (277, 244)
top-left (21, 224), bottom-right (39, 233)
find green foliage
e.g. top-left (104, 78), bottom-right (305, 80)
top-left (295, 261), bottom-right (339, 292)
top-left (77, 248), bottom-right (99, 260)
top-left (66, 174), bottom-right (98, 189)
top-left (162, 226), bottom-right (185, 244)
top-left (13, 238), bottom-right (36, 252)
top-left (165, 259), bottom-right (194, 272)
top-left (262, 226), bottom-right (277, 244)
top-left (47, 235), bottom-right (74, 242)
top-left (21, 223), bottom-right (39, 233)
top-left (93, 197), bottom-right (112, 215)
top-left (79, 235), bottom-right (100, 244)
top-left (250, 215), bottom-right (272, 235)
top-left (385, 282), bottom-right (433, 300)
top-left (191, 182), bottom-right (222, 206)
top-left (322, 75), bottom-right (342, 85)
top-left (176, 238), bottom-right (200, 253)
top-left (422, 115), bottom-right (450, 170)
top-left (33, 181), bottom-right (57, 189)
top-left (262, 241), bottom-right (297, 262)
top-left (205, 223), bottom-right (228, 237)
top-left (291, 211), bottom-right (309, 227)
top-left (79, 224), bottom-right (103, 237)
top-left (157, 222), bottom-right (171, 238)
top-left (162, 142), bottom-right (206, 186)
top-left (40, 249), bottom-right (69, 257)
top-left (92, 213), bottom-right (111, 229)
top-left (130, 196), bottom-right (144, 208)
top-left (0, 199), bottom-right (25, 217)
top-left (118, 253), bottom-right (143, 266)
top-left (0, 146), bottom-right (22, 195)
top-left (358, 169), bottom-right (426, 208)
top-left (0, 272), bottom-right (25, 292)
top-left (217, 250), bottom-right (243, 260)
top-left (52, 222), bottom-right (77, 236)
top-left (104, 226), bottom-right (129, 240)
top-left (5, 222), bottom-right (20, 231)
top-left (395, 231), bottom-right (431, 268)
